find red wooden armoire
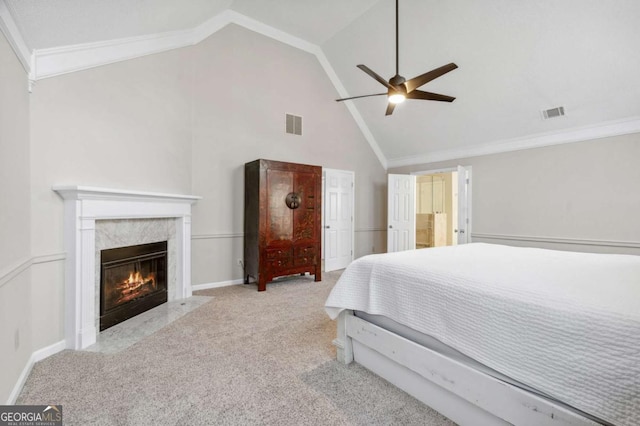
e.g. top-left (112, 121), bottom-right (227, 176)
top-left (244, 159), bottom-right (322, 291)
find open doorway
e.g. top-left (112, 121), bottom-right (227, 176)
top-left (415, 172), bottom-right (458, 248)
top-left (387, 166), bottom-right (471, 253)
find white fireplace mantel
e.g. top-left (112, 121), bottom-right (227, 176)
top-left (53, 185), bottom-right (201, 350)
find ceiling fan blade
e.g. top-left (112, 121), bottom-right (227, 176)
top-left (407, 90), bottom-right (455, 102)
top-left (357, 65), bottom-right (395, 91)
top-left (385, 103), bottom-right (396, 116)
top-left (404, 63), bottom-right (458, 93)
top-left (336, 92), bottom-right (387, 102)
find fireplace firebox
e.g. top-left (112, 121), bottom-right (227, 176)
top-left (100, 241), bottom-right (168, 331)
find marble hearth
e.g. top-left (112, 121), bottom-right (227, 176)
top-left (53, 186), bottom-right (201, 350)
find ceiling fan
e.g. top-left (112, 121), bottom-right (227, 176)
top-left (336, 0), bottom-right (458, 116)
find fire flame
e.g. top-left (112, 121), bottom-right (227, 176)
top-left (107, 267), bottom-right (160, 308)
top-left (126, 271), bottom-right (143, 286)
top-left (121, 271), bottom-right (156, 292)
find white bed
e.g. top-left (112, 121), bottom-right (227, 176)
top-left (325, 243), bottom-right (640, 426)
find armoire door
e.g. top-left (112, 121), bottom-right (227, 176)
top-left (293, 171), bottom-right (318, 243)
top-left (266, 169), bottom-right (294, 244)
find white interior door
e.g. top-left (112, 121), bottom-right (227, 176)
top-left (456, 165), bottom-right (472, 244)
top-left (323, 169), bottom-right (354, 271)
top-left (387, 174), bottom-right (416, 252)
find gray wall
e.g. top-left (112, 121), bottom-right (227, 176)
top-left (0, 31), bottom-right (32, 403)
top-left (26, 45), bottom-right (194, 366)
top-left (391, 133), bottom-right (640, 255)
top-left (2, 22), bottom-right (386, 401)
top-left (30, 47), bottom-right (194, 255)
top-left (190, 25), bottom-right (386, 284)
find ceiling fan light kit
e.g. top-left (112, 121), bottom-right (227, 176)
top-left (336, 0), bottom-right (458, 116)
top-left (388, 93), bottom-right (406, 104)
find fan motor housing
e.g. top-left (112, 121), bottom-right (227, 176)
top-left (389, 75), bottom-right (406, 86)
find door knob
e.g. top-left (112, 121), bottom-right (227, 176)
top-left (325, 225), bottom-right (330, 229)
top-left (389, 225), bottom-right (393, 229)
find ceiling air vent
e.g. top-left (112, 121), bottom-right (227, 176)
top-left (285, 114), bottom-right (302, 136)
top-left (542, 106), bottom-right (565, 120)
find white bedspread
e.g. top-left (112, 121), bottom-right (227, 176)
top-left (325, 243), bottom-right (640, 426)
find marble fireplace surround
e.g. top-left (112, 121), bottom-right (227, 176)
top-left (53, 186), bottom-right (201, 350)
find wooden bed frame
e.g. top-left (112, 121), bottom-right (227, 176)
top-left (334, 310), bottom-right (600, 426)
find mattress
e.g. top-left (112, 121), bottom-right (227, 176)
top-left (325, 243), bottom-right (640, 426)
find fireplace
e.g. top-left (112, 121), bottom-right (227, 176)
top-left (54, 186), bottom-right (200, 349)
top-left (100, 241), bottom-right (168, 331)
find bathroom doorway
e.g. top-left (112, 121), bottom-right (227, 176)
top-left (387, 166), bottom-right (471, 253)
top-left (415, 172), bottom-right (458, 248)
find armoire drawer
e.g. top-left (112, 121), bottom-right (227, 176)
top-left (265, 248), bottom-right (293, 260)
top-left (294, 246), bottom-right (316, 258)
top-left (269, 257), bottom-right (292, 269)
top-left (265, 248), bottom-right (292, 270)
top-left (294, 246), bottom-right (316, 266)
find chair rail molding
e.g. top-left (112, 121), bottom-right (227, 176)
top-left (0, 252), bottom-right (66, 289)
top-left (472, 232), bottom-right (640, 250)
top-left (355, 227), bottom-right (387, 233)
top-left (192, 232), bottom-right (244, 240)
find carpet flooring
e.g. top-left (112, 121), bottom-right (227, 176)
top-left (17, 271), bottom-right (456, 425)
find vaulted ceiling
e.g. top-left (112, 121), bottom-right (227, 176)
top-left (5, 0), bottom-right (640, 168)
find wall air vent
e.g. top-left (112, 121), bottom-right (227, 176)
top-left (285, 114), bottom-right (303, 136)
top-left (542, 106), bottom-right (566, 120)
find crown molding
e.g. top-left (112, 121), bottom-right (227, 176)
top-left (31, 28), bottom-right (195, 80)
top-left (28, 10), bottom-right (323, 81)
top-left (200, 10), bottom-right (319, 53)
top-left (29, 9), bottom-right (388, 169)
top-left (0, 0), bottom-right (32, 74)
top-left (387, 115), bottom-right (640, 169)
top-left (314, 48), bottom-right (387, 169)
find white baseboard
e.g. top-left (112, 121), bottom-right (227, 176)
top-left (192, 278), bottom-right (245, 291)
top-left (7, 340), bottom-right (66, 404)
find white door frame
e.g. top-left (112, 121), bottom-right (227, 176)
top-left (411, 166), bottom-right (473, 244)
top-left (322, 168), bottom-right (355, 271)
